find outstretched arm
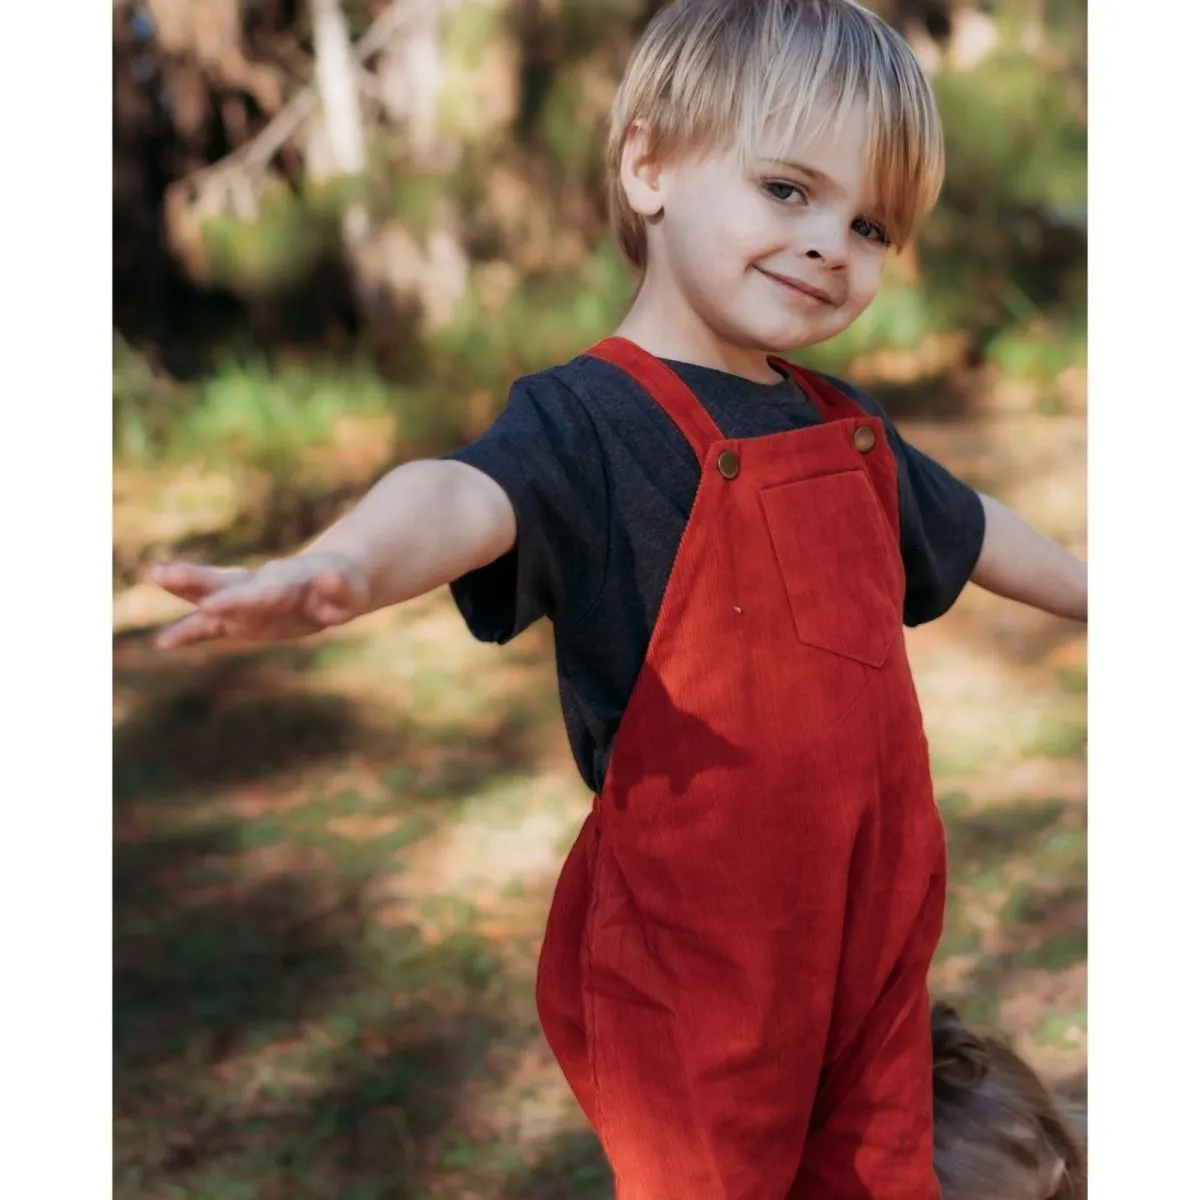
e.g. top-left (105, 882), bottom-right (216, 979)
top-left (970, 492), bottom-right (1086, 622)
top-left (153, 460), bottom-right (516, 649)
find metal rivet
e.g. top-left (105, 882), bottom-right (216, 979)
top-left (717, 449), bottom-right (741, 479)
top-left (853, 426), bottom-right (877, 454)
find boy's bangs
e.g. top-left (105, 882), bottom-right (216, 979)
top-left (860, 61), bottom-right (945, 248)
top-left (859, 87), bottom-right (944, 248)
top-left (733, 48), bottom-right (943, 249)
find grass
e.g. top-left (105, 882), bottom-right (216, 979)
top-left (180, 358), bottom-right (390, 464)
top-left (115, 340), bottom-right (395, 468)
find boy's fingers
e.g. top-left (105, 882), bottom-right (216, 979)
top-left (313, 569), bottom-right (351, 604)
top-left (308, 598), bottom-right (350, 628)
top-left (199, 581), bottom-right (289, 616)
top-left (309, 571), bottom-right (360, 626)
top-left (151, 563), bottom-right (244, 602)
top-left (155, 612), bottom-right (229, 651)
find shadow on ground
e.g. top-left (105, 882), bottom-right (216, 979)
top-left (115, 858), bottom-right (517, 1197)
top-left (114, 632), bottom-right (556, 807)
top-left (113, 629), bottom-right (562, 1197)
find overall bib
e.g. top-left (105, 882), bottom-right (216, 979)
top-left (536, 338), bottom-right (947, 1199)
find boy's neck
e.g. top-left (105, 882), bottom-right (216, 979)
top-left (615, 282), bottom-right (787, 385)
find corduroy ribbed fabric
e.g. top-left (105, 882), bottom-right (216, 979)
top-left (535, 337), bottom-right (947, 1199)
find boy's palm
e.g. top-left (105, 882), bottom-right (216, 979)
top-left (152, 553), bottom-right (369, 650)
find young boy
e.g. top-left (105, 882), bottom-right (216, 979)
top-left (153, 1), bottom-right (1087, 1196)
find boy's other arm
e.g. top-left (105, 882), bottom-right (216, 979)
top-left (970, 492), bottom-right (1086, 622)
top-left (307, 459), bottom-right (516, 610)
top-left (153, 460), bottom-right (515, 648)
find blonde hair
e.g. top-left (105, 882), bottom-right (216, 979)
top-left (605, 0), bottom-right (944, 267)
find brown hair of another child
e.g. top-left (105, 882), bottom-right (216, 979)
top-left (932, 1001), bottom-right (1086, 1200)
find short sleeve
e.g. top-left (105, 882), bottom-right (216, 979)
top-left (825, 376), bottom-right (986, 626)
top-left (442, 371), bottom-right (610, 644)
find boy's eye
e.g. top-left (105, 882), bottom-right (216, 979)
top-left (764, 180), bottom-right (806, 204)
top-left (852, 216), bottom-right (891, 246)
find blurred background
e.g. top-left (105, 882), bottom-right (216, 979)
top-left (112, 1), bottom-right (1087, 1196)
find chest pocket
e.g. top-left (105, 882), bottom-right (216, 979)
top-left (759, 468), bottom-right (905, 668)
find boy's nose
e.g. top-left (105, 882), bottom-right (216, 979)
top-left (803, 240), bottom-right (848, 270)
top-left (799, 216), bottom-right (850, 269)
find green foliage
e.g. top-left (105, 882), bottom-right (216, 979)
top-left (114, 349), bottom-right (398, 470)
top-left (199, 184), bottom-right (356, 294)
top-left (938, 51), bottom-right (1085, 214)
top-left (558, 0), bottom-right (649, 54)
top-left (179, 357), bottom-right (390, 468)
top-left (919, 46), bottom-right (1086, 343)
top-left (440, 1), bottom-right (510, 68)
top-left (432, 242), bottom-right (633, 396)
top-left (986, 318), bottom-right (1087, 384)
top-left (389, 170), bottom-right (445, 237)
top-left (114, 333), bottom-right (178, 462)
top-left (536, 66), bottom-right (604, 181)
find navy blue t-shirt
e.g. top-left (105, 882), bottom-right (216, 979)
top-left (445, 353), bottom-right (985, 793)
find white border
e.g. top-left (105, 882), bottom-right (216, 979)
top-left (1089, 3), bottom-right (1197, 1194)
top-left (3, 3), bottom-right (113, 1197)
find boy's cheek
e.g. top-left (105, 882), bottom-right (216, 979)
top-left (847, 271), bottom-right (885, 318)
top-left (852, 289), bottom-right (881, 317)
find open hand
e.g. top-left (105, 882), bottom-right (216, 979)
top-left (151, 552), bottom-right (370, 650)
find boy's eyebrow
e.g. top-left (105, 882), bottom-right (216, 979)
top-left (760, 159), bottom-right (840, 192)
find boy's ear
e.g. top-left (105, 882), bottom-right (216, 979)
top-left (620, 122), bottom-right (666, 219)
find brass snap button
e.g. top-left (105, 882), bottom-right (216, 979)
top-left (716, 449), bottom-right (741, 479)
top-left (853, 426), bottom-right (877, 454)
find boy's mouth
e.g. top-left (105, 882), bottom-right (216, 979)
top-left (754, 266), bottom-right (837, 307)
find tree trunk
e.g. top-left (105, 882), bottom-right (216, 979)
top-left (375, 1), bottom-right (444, 159)
top-left (309, 0), bottom-right (366, 180)
top-left (307, 0), bottom-right (380, 323)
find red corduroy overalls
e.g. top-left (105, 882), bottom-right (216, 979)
top-left (536, 338), bottom-right (947, 1199)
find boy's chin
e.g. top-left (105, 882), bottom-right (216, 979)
top-left (744, 318), bottom-right (855, 355)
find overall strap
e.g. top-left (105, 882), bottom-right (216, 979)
top-left (586, 336), bottom-right (724, 461)
top-left (767, 355), bottom-right (870, 422)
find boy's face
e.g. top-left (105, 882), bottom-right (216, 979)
top-left (628, 101), bottom-right (891, 369)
